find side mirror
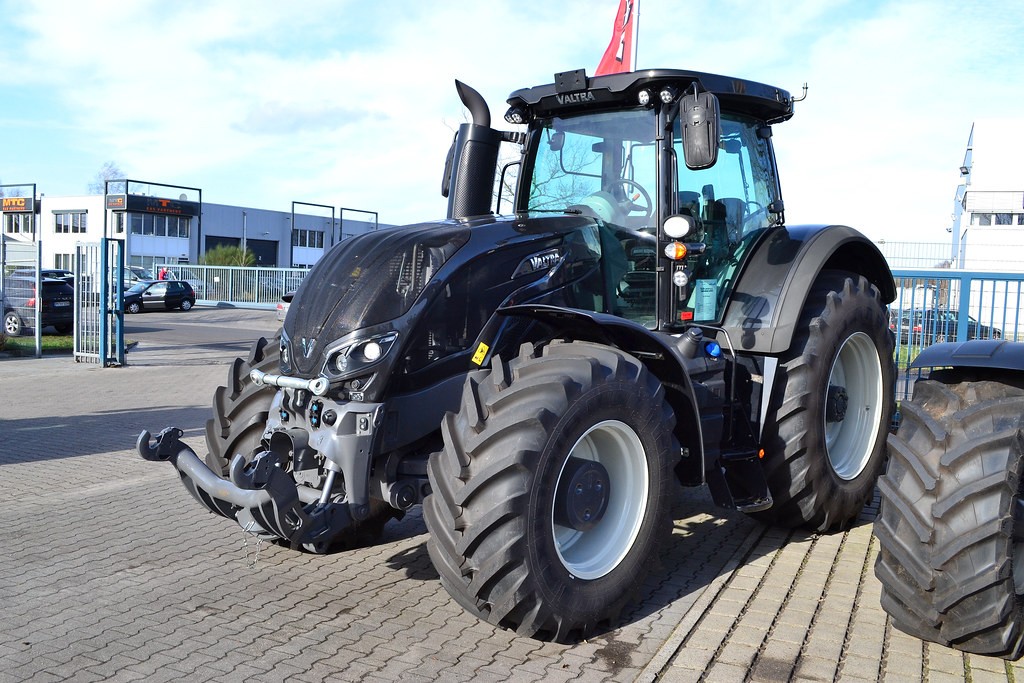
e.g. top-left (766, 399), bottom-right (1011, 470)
top-left (680, 91), bottom-right (720, 170)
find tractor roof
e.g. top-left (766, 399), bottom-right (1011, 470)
top-left (507, 68), bottom-right (795, 124)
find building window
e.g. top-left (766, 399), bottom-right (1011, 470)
top-left (3, 213), bottom-right (33, 234)
top-left (128, 213), bottom-right (190, 237)
top-left (173, 216), bottom-right (190, 238)
top-left (114, 213), bottom-right (125, 233)
top-left (55, 253), bottom-right (73, 270)
top-left (995, 213), bottom-right (1013, 225)
top-left (54, 212), bottom-right (88, 234)
top-left (292, 229), bottom-right (324, 248)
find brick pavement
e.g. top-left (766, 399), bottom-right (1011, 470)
top-left (2, 327), bottom-right (1023, 681)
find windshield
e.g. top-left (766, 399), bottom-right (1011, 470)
top-left (524, 108), bottom-right (660, 327)
top-left (526, 108), bottom-right (657, 230)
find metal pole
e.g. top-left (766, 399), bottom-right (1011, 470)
top-left (632, 0), bottom-right (640, 71)
top-left (34, 240), bottom-right (42, 358)
top-left (115, 241), bottom-right (125, 365)
top-left (99, 237), bottom-right (108, 366)
top-left (242, 210), bottom-right (247, 260)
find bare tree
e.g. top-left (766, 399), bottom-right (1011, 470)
top-left (88, 162), bottom-right (126, 194)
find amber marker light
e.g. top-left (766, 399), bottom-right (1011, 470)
top-left (664, 242), bottom-right (688, 260)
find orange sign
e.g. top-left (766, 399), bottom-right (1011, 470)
top-left (1, 196), bottom-right (33, 212)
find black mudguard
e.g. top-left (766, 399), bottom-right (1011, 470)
top-left (910, 339), bottom-right (1024, 371)
top-left (722, 224), bottom-right (895, 354)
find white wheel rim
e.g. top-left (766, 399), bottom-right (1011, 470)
top-left (824, 332), bottom-right (883, 480)
top-left (552, 419), bottom-right (648, 580)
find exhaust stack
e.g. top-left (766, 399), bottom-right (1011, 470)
top-left (443, 80), bottom-right (502, 220)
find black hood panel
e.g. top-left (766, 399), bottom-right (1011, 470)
top-left (284, 222), bottom-right (470, 376)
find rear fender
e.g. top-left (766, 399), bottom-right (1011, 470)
top-left (722, 224), bottom-right (895, 354)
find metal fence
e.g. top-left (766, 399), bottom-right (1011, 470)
top-left (156, 264), bottom-right (309, 307)
top-left (0, 239), bottom-right (43, 356)
top-left (890, 267), bottom-right (1024, 400)
top-left (74, 239), bottom-right (124, 366)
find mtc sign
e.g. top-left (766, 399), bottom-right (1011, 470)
top-left (1, 196), bottom-right (35, 213)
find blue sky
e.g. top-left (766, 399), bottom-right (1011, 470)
top-left (2, 0), bottom-right (1023, 242)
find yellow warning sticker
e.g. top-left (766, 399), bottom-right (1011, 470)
top-left (471, 342), bottom-right (490, 366)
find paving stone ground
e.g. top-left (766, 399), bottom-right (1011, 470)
top-left (2, 324), bottom-right (1022, 681)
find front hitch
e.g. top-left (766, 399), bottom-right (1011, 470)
top-left (136, 427), bottom-right (352, 550)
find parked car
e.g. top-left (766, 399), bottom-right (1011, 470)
top-left (123, 280), bottom-right (196, 314)
top-left (2, 276), bottom-right (75, 335)
top-left (276, 291), bottom-right (294, 322)
top-left (893, 308), bottom-right (1003, 344)
top-left (921, 309), bottom-right (1002, 342)
top-left (123, 265), bottom-right (156, 290)
top-left (8, 267), bottom-right (75, 287)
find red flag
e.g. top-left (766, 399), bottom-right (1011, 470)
top-left (595, 0), bottom-right (636, 75)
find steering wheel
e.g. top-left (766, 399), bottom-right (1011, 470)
top-left (612, 179), bottom-right (653, 220)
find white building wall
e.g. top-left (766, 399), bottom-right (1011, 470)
top-left (24, 193), bottom-right (387, 271)
top-left (953, 119), bottom-right (1024, 272)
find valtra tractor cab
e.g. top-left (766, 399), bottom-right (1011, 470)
top-left (139, 68), bottom-right (896, 642)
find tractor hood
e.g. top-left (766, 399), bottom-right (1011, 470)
top-left (283, 223), bottom-right (470, 377)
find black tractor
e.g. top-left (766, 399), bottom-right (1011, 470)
top-left (139, 67), bottom-right (896, 642)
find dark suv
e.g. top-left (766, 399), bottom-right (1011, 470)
top-left (2, 276), bottom-right (75, 336)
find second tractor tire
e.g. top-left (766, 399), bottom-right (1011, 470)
top-left (874, 374), bottom-right (1024, 659)
top-left (753, 269), bottom-right (894, 532)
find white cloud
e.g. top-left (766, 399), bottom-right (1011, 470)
top-left (1, 0), bottom-right (1023, 235)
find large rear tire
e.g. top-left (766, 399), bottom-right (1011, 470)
top-left (874, 374), bottom-right (1024, 659)
top-left (423, 340), bottom-right (676, 642)
top-left (753, 270), bottom-right (894, 532)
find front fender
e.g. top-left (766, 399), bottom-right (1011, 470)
top-left (722, 224), bottom-right (895, 354)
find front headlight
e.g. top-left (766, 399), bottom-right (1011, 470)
top-left (328, 332), bottom-right (399, 376)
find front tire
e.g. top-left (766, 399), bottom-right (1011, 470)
top-left (424, 341), bottom-right (676, 642)
top-left (126, 302), bottom-right (141, 314)
top-left (753, 270), bottom-right (894, 532)
top-left (874, 374), bottom-right (1024, 659)
top-left (205, 336), bottom-right (281, 474)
